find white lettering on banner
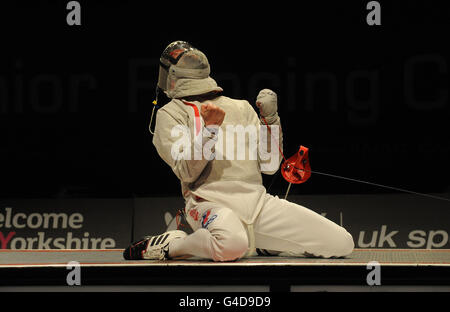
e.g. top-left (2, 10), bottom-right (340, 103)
top-left (68, 213), bottom-right (83, 229)
top-left (427, 230), bottom-right (448, 249)
top-left (358, 230), bottom-right (378, 248)
top-left (12, 213), bottom-right (27, 228)
top-left (10, 237), bottom-right (26, 249)
top-left (37, 232), bottom-right (51, 249)
top-left (27, 213), bottom-right (43, 229)
top-left (358, 225), bottom-right (398, 247)
top-left (0, 207), bottom-right (117, 249)
top-left (357, 227), bottom-right (449, 249)
top-left (407, 230), bottom-right (427, 248)
top-left (407, 230), bottom-right (449, 249)
top-left (0, 207), bottom-right (83, 229)
top-left (377, 225), bottom-right (398, 247)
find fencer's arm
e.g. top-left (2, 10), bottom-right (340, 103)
top-left (253, 89), bottom-right (284, 175)
top-left (254, 110), bottom-right (284, 175)
top-left (152, 109), bottom-right (216, 183)
top-left (262, 112), bottom-right (283, 170)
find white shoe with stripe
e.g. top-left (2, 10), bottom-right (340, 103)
top-left (123, 230), bottom-right (187, 260)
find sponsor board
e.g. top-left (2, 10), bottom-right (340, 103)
top-left (0, 199), bottom-right (133, 249)
top-left (1, 194), bottom-right (448, 249)
top-left (289, 194), bottom-right (450, 249)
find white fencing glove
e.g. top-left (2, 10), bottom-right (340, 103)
top-left (256, 89), bottom-right (278, 124)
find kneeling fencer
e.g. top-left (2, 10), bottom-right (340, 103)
top-left (123, 41), bottom-right (354, 261)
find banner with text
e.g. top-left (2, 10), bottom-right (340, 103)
top-left (1, 194), bottom-right (449, 249)
top-left (0, 199), bottom-right (133, 249)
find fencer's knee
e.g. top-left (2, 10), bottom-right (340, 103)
top-left (211, 230), bottom-right (248, 262)
top-left (331, 229), bottom-right (354, 258)
top-left (310, 228), bottom-right (354, 258)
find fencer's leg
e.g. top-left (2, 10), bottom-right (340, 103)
top-left (168, 203), bottom-right (249, 262)
top-left (254, 194), bottom-right (354, 258)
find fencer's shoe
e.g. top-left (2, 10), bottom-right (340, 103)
top-left (256, 248), bottom-right (280, 256)
top-left (123, 230), bottom-right (187, 260)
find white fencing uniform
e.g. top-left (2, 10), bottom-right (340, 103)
top-left (152, 42), bottom-right (353, 261)
top-left (153, 96), bottom-right (354, 261)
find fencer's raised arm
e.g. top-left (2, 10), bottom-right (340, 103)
top-left (255, 89), bottom-right (283, 175)
top-left (152, 106), bottom-right (218, 183)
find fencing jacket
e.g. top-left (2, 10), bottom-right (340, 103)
top-left (152, 95), bottom-right (283, 224)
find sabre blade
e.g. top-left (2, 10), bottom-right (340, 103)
top-left (310, 169), bottom-right (450, 203)
top-left (284, 183), bottom-right (292, 200)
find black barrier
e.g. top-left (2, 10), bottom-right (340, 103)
top-left (1, 194), bottom-right (449, 249)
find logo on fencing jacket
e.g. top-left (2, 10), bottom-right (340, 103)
top-left (201, 210), bottom-right (217, 229)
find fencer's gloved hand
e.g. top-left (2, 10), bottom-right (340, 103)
top-left (256, 89), bottom-right (278, 123)
top-left (201, 102), bottom-right (226, 127)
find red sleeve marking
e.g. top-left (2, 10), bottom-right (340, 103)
top-left (182, 101), bottom-right (201, 136)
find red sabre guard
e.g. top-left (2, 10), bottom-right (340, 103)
top-left (280, 145), bottom-right (311, 199)
top-left (281, 145), bottom-right (311, 184)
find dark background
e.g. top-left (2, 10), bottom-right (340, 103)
top-left (0, 0), bottom-right (449, 199)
